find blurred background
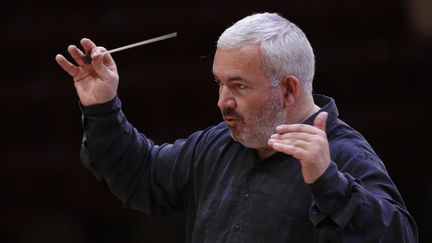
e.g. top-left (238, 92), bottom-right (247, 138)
top-left (1, 0), bottom-right (431, 242)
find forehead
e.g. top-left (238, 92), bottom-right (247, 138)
top-left (212, 45), bottom-right (268, 81)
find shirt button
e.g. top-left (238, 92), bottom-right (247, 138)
top-left (242, 193), bottom-right (249, 200)
top-left (234, 224), bottom-right (241, 232)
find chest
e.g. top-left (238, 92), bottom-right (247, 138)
top-left (191, 149), bottom-right (317, 242)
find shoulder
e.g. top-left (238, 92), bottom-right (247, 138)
top-left (327, 118), bottom-right (386, 171)
top-left (175, 122), bottom-right (232, 154)
top-left (192, 122), bottom-right (232, 150)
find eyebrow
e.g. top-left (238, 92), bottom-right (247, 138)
top-left (213, 73), bottom-right (248, 83)
top-left (227, 76), bottom-right (245, 82)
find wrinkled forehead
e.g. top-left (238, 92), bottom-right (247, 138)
top-left (212, 45), bottom-right (272, 87)
top-left (213, 45), bottom-right (266, 75)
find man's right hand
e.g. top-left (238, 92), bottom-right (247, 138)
top-left (55, 38), bottom-right (119, 106)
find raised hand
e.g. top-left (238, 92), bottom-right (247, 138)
top-left (55, 38), bottom-right (119, 106)
top-left (268, 112), bottom-right (330, 184)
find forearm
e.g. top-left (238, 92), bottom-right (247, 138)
top-left (79, 97), bottom-right (173, 215)
top-left (80, 97), bottom-right (139, 179)
top-left (309, 162), bottom-right (418, 243)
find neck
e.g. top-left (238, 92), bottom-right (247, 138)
top-left (256, 147), bottom-right (275, 160)
top-left (257, 94), bottom-right (320, 160)
top-left (287, 94), bottom-right (319, 124)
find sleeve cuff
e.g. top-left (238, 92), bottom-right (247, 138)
top-left (308, 162), bottom-right (349, 216)
top-left (309, 162), bottom-right (364, 229)
top-left (79, 96), bottom-right (125, 136)
top-left (79, 96), bottom-right (121, 116)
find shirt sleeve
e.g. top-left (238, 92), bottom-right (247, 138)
top-left (308, 153), bottom-right (418, 242)
top-left (79, 97), bottom-right (198, 216)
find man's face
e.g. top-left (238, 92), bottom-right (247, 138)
top-left (213, 45), bottom-right (286, 149)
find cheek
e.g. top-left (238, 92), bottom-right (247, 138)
top-left (237, 101), bottom-right (260, 120)
top-left (234, 100), bottom-right (248, 115)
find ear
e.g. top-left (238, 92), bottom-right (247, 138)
top-left (280, 75), bottom-right (300, 107)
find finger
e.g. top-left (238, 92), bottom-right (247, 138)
top-left (80, 38), bottom-right (97, 55)
top-left (313, 112), bottom-right (328, 132)
top-left (269, 142), bottom-right (306, 159)
top-left (101, 52), bottom-right (116, 67)
top-left (81, 38), bottom-right (117, 68)
top-left (268, 138), bottom-right (308, 149)
top-left (276, 123), bottom-right (320, 135)
top-left (270, 132), bottom-right (315, 142)
top-left (67, 45), bottom-right (87, 66)
top-left (89, 47), bottom-right (117, 69)
top-left (90, 47), bottom-right (115, 79)
top-left (90, 46), bottom-right (107, 60)
top-left (55, 54), bottom-right (79, 77)
top-left (79, 38), bottom-right (98, 64)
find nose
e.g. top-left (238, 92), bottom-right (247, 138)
top-left (217, 85), bottom-right (236, 110)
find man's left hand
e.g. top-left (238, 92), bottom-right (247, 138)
top-left (268, 112), bottom-right (330, 184)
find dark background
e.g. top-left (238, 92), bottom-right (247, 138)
top-left (1, 1), bottom-right (431, 242)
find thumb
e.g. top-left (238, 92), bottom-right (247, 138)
top-left (313, 111), bottom-right (328, 132)
top-left (92, 54), bottom-right (109, 76)
top-left (92, 54), bottom-right (116, 81)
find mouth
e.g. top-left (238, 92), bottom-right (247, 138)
top-left (223, 117), bottom-right (240, 126)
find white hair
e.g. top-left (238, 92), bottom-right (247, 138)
top-left (217, 12), bottom-right (315, 94)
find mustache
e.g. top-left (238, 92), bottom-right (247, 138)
top-left (222, 108), bottom-right (241, 119)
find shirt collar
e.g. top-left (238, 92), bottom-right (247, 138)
top-left (303, 94), bottom-right (339, 129)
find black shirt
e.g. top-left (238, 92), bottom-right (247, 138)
top-left (80, 94), bottom-right (418, 243)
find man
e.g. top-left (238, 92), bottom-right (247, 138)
top-left (55, 12), bottom-right (418, 242)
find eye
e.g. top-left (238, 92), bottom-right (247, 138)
top-left (214, 77), bottom-right (221, 85)
top-left (236, 83), bottom-right (247, 89)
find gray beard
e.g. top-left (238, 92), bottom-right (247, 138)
top-left (230, 92), bottom-right (286, 149)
